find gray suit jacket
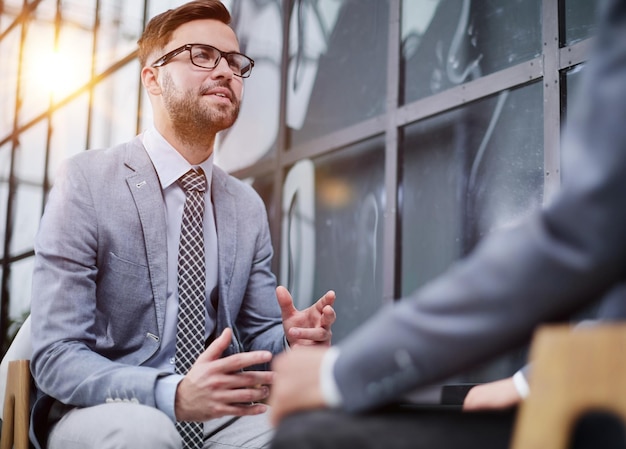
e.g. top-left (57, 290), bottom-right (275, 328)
top-left (333, 0), bottom-right (626, 412)
top-left (29, 137), bottom-right (284, 440)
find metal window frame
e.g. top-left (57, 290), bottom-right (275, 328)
top-left (0, 0), bottom-right (594, 351)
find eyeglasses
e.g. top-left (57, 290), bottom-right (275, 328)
top-left (151, 43), bottom-right (255, 78)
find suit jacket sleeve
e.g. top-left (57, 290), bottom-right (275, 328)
top-left (333, 0), bottom-right (626, 412)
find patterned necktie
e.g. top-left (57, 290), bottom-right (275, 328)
top-left (175, 168), bottom-right (207, 449)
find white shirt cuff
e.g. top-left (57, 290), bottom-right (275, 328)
top-left (320, 346), bottom-right (343, 408)
top-left (512, 369), bottom-right (530, 399)
top-left (155, 374), bottom-right (184, 421)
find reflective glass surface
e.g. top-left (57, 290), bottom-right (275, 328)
top-left (401, 81), bottom-right (544, 296)
top-left (248, 174), bottom-right (276, 230)
top-left (20, 21), bottom-right (54, 122)
top-left (0, 29), bottom-right (20, 134)
top-left (401, 0), bottom-right (541, 103)
top-left (10, 121), bottom-right (47, 256)
top-left (286, 0), bottom-right (389, 147)
top-left (20, 1), bottom-right (95, 121)
top-left (96, 0), bottom-right (144, 72)
top-left (282, 137), bottom-right (385, 342)
top-left (560, 63), bottom-right (586, 181)
top-left (49, 94), bottom-right (90, 183)
top-left (90, 60), bottom-right (141, 149)
top-left (564, 0), bottom-right (599, 45)
top-left (8, 257), bottom-right (34, 331)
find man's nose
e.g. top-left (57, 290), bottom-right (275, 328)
top-left (210, 56), bottom-right (234, 79)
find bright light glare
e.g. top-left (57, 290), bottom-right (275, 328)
top-left (25, 48), bottom-right (86, 101)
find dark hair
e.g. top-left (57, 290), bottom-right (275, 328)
top-left (137, 0), bottom-right (231, 67)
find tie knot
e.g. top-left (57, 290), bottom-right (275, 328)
top-left (178, 169), bottom-right (206, 193)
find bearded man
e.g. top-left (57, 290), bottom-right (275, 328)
top-left (29, 2), bottom-right (336, 449)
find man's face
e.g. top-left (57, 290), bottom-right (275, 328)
top-left (155, 19), bottom-right (244, 138)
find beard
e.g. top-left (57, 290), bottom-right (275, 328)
top-left (161, 72), bottom-right (240, 146)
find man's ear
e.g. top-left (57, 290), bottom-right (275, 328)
top-left (141, 66), bottom-right (162, 95)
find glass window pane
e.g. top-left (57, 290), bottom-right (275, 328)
top-left (400, 81), bottom-right (544, 296)
top-left (21, 20), bottom-right (55, 122)
top-left (49, 93), bottom-right (90, 183)
top-left (247, 175), bottom-right (276, 234)
top-left (11, 121), bottom-right (47, 256)
top-left (214, 0), bottom-right (283, 172)
top-left (53, 6), bottom-right (96, 102)
top-left (564, 0), bottom-right (599, 46)
top-left (8, 257), bottom-right (34, 334)
top-left (282, 137), bottom-right (385, 342)
top-left (401, 0), bottom-right (541, 104)
top-left (560, 63), bottom-right (586, 181)
top-left (90, 61), bottom-right (141, 149)
top-left (563, 64), bottom-right (585, 120)
top-left (0, 28), bottom-right (20, 134)
top-left (286, 0), bottom-right (389, 147)
top-left (96, 0), bottom-right (144, 72)
top-left (20, 1), bottom-right (94, 122)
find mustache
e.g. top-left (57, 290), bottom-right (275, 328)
top-left (198, 82), bottom-right (236, 100)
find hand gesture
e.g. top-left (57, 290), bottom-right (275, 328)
top-left (276, 285), bottom-right (336, 347)
top-left (174, 328), bottom-right (274, 422)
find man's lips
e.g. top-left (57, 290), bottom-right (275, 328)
top-left (202, 86), bottom-right (233, 101)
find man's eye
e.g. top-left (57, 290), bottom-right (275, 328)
top-left (193, 50), bottom-right (215, 62)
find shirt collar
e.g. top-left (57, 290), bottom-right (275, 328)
top-left (142, 126), bottom-right (214, 191)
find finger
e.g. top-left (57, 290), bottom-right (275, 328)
top-left (210, 351), bottom-right (274, 374)
top-left (196, 328), bottom-right (232, 363)
top-left (276, 285), bottom-right (298, 319)
top-left (229, 371), bottom-right (275, 389)
top-left (216, 403), bottom-right (269, 417)
top-left (315, 290), bottom-right (336, 312)
top-left (213, 384), bottom-right (272, 405)
top-left (288, 327), bottom-right (331, 343)
top-left (320, 305), bottom-right (336, 328)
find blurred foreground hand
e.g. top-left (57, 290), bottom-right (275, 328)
top-left (463, 377), bottom-right (522, 411)
top-left (269, 346), bottom-right (329, 425)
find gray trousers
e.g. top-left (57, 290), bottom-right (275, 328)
top-left (47, 403), bottom-right (274, 449)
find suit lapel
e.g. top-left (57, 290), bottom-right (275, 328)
top-left (124, 138), bottom-right (168, 337)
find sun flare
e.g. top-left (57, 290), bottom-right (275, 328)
top-left (25, 47), bottom-right (87, 101)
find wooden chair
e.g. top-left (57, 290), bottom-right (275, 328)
top-left (510, 323), bottom-right (626, 449)
top-left (0, 316), bottom-right (32, 449)
top-left (1, 360), bottom-right (30, 449)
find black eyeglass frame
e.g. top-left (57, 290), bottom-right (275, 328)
top-left (151, 43), bottom-right (255, 78)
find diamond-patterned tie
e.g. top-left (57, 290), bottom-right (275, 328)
top-left (175, 168), bottom-right (207, 449)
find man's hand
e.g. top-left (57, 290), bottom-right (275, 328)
top-left (175, 328), bottom-right (275, 422)
top-left (269, 346), bottom-right (328, 425)
top-left (276, 285), bottom-right (336, 347)
top-left (462, 377), bottom-right (522, 411)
